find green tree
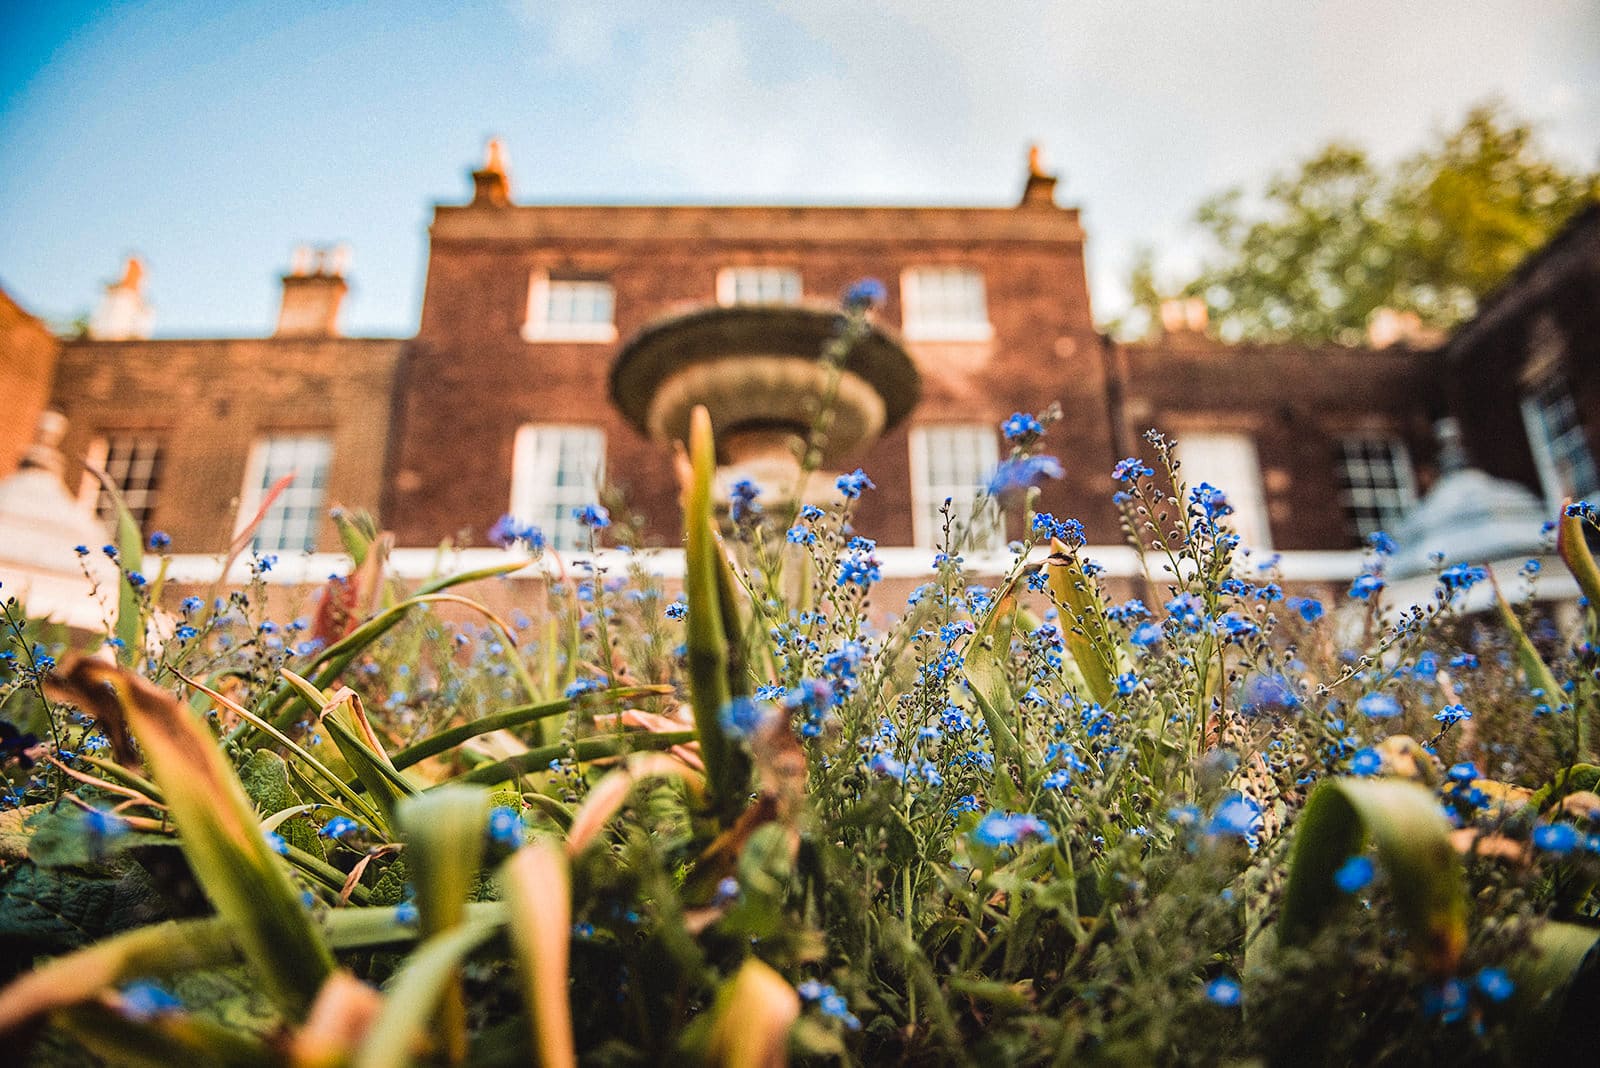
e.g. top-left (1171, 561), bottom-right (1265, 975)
top-left (1164, 103), bottom-right (1598, 346)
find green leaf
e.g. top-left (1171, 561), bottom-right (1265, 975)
top-left (1490, 572), bottom-right (1566, 719)
top-left (238, 750), bottom-right (323, 860)
top-left (57, 1001), bottom-right (278, 1068)
top-left (23, 805), bottom-right (172, 868)
top-left (44, 660), bottom-right (334, 1017)
top-left (1511, 919), bottom-right (1600, 1057)
top-left (1280, 777), bottom-right (1467, 974)
top-left (963, 573), bottom-right (1026, 782)
top-left (1044, 542), bottom-right (1119, 707)
top-left (1529, 764), bottom-right (1600, 813)
top-left (396, 785), bottom-right (493, 1062)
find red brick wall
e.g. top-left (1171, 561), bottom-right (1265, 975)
top-left (388, 200), bottom-right (1112, 549)
top-left (0, 286), bottom-right (61, 476)
top-left (49, 337), bottom-right (403, 551)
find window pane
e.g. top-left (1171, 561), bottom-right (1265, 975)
top-left (1338, 436), bottom-right (1416, 542)
top-left (1176, 432), bottom-right (1272, 551)
top-left (904, 266), bottom-right (988, 336)
top-left (96, 435), bottom-right (164, 533)
top-left (546, 280), bottom-right (614, 326)
top-left (911, 425), bottom-right (1003, 550)
top-left (513, 426), bottom-right (606, 551)
top-left (1523, 374), bottom-right (1599, 505)
top-left (721, 267), bottom-right (801, 305)
top-left (249, 435), bottom-right (331, 553)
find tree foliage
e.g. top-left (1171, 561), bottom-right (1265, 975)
top-left (1141, 103), bottom-right (1598, 346)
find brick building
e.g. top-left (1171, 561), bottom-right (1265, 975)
top-left (4, 146), bottom-right (1596, 598)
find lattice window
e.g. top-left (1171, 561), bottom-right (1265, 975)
top-left (902, 266), bottom-right (991, 341)
top-left (523, 273), bottom-right (616, 342)
top-left (1523, 373), bottom-right (1599, 506)
top-left (241, 435), bottom-right (332, 553)
top-left (81, 435), bottom-right (163, 533)
top-left (511, 425), bottom-right (607, 551)
top-left (717, 267), bottom-right (802, 306)
top-left (1338, 437), bottom-right (1417, 541)
top-left (910, 425), bottom-right (1004, 550)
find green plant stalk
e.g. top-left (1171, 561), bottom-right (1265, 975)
top-left (684, 406), bottom-right (741, 818)
top-left (389, 686), bottom-right (673, 769)
top-left (452, 730), bottom-right (697, 785)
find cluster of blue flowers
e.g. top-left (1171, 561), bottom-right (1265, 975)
top-left (1112, 456), bottom-right (1155, 482)
top-left (796, 979), bottom-right (861, 1030)
top-left (1002, 411), bottom-right (1044, 442)
top-left (1032, 511), bottom-right (1085, 546)
top-left (487, 514), bottom-right (546, 550)
top-left (836, 536), bottom-right (882, 588)
top-left (836, 468), bottom-right (874, 499)
top-left (728, 479), bottom-right (761, 524)
top-left (987, 454), bottom-right (1064, 498)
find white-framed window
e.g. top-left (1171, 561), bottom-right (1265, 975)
top-left (910, 425), bottom-right (1004, 551)
top-left (1175, 431), bottom-right (1272, 551)
top-left (1338, 436), bottom-right (1417, 541)
top-left (716, 266), bottom-right (802, 306)
top-left (79, 434), bottom-right (163, 533)
top-left (901, 266), bottom-right (992, 341)
top-left (522, 272), bottom-right (616, 342)
top-left (511, 425), bottom-right (606, 551)
top-left (237, 435), bottom-right (332, 553)
top-left (1522, 373), bottom-right (1599, 507)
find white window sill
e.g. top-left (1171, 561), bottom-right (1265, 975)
top-left (521, 323), bottom-right (618, 343)
top-left (902, 322), bottom-right (995, 343)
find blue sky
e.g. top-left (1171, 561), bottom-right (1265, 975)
top-left (2, 1), bottom-right (1596, 337)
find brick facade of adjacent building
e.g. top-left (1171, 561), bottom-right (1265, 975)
top-left (0, 286), bottom-right (60, 477)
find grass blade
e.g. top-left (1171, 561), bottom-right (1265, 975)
top-left (705, 958), bottom-right (799, 1068)
top-left (453, 730), bottom-right (697, 785)
top-left (685, 405), bottom-right (743, 818)
top-left (351, 918), bottom-right (502, 1068)
top-left (503, 841), bottom-right (577, 1068)
top-left (396, 785), bottom-right (493, 1062)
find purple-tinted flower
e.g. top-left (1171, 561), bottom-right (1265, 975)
top-left (1349, 747), bottom-right (1382, 776)
top-left (1475, 967), bottom-right (1514, 1003)
top-left (1356, 692), bottom-right (1402, 719)
top-left (1112, 457), bottom-right (1155, 482)
top-left (1533, 822), bottom-right (1580, 855)
top-left (1349, 572), bottom-right (1385, 600)
top-left (1286, 596), bottom-right (1324, 623)
top-left (574, 504), bottom-right (610, 529)
top-left (1205, 794), bottom-right (1261, 840)
top-left (987, 455), bottom-right (1065, 497)
top-left (1439, 563), bottom-right (1488, 592)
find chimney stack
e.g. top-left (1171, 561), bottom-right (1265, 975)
top-left (88, 256), bottom-right (153, 340)
top-left (1019, 143), bottom-right (1059, 208)
top-left (1159, 297), bottom-right (1208, 335)
top-left (1366, 307), bottom-right (1444, 349)
top-left (275, 245), bottom-right (349, 338)
top-left (471, 137), bottom-right (512, 207)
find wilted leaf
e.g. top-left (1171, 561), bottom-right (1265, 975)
top-left (705, 958), bottom-right (799, 1068)
top-left (502, 841), bottom-right (576, 1068)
